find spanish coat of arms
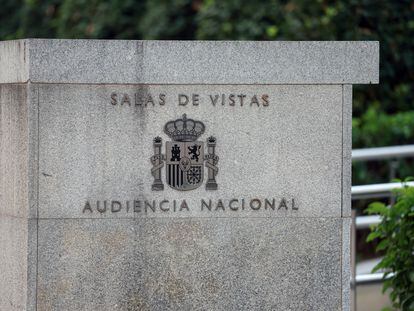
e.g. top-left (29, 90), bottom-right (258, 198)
top-left (150, 114), bottom-right (219, 191)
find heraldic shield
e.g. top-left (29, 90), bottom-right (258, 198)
top-left (150, 114), bottom-right (219, 192)
top-left (166, 141), bottom-right (204, 190)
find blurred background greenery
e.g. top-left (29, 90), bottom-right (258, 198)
top-left (1, 0), bottom-right (414, 188)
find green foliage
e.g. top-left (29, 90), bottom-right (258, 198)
top-left (1, 0), bottom-right (414, 184)
top-left (0, 0), bottom-right (24, 39)
top-left (6, 0), bottom-right (198, 40)
top-left (366, 183), bottom-right (414, 310)
top-left (353, 106), bottom-right (414, 185)
top-left (353, 107), bottom-right (414, 148)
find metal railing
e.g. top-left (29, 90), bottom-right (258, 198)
top-left (353, 144), bottom-right (414, 182)
top-left (352, 181), bottom-right (414, 201)
top-left (355, 272), bottom-right (394, 285)
top-left (352, 145), bottom-right (414, 161)
top-left (351, 144), bottom-right (414, 292)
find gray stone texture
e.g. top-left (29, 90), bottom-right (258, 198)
top-left (0, 217), bottom-right (28, 310)
top-left (0, 40), bottom-right (378, 310)
top-left (342, 85), bottom-right (353, 217)
top-left (342, 218), bottom-right (352, 311)
top-left (37, 84), bottom-right (342, 219)
top-left (0, 39), bottom-right (379, 84)
top-left (0, 84), bottom-right (29, 218)
top-left (0, 40), bottom-right (28, 83)
top-left (0, 84), bottom-right (34, 311)
top-left (37, 218), bottom-right (343, 311)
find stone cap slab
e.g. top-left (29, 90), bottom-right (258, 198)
top-left (0, 39), bottom-right (379, 84)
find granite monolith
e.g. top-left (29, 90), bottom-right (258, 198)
top-left (0, 40), bottom-right (379, 311)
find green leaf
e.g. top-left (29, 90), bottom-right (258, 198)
top-left (366, 231), bottom-right (382, 242)
top-left (376, 239), bottom-right (390, 252)
top-left (265, 25), bottom-right (278, 38)
top-left (401, 294), bottom-right (414, 310)
top-left (366, 202), bottom-right (389, 215)
top-left (409, 271), bottom-right (414, 283)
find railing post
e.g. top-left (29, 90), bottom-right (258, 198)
top-left (389, 159), bottom-right (399, 205)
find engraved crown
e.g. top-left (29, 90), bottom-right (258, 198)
top-left (164, 114), bottom-right (205, 142)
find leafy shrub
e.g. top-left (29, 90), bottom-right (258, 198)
top-left (352, 107), bottom-right (414, 186)
top-left (353, 107), bottom-right (414, 149)
top-left (366, 183), bottom-right (414, 310)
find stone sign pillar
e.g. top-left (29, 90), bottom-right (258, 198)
top-left (0, 40), bottom-right (378, 310)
